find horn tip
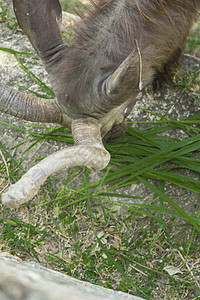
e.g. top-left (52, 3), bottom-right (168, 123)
top-left (2, 189), bottom-right (21, 209)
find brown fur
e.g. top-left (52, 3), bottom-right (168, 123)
top-left (49, 0), bottom-right (199, 116)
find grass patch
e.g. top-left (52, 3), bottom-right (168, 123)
top-left (185, 22), bottom-right (200, 57)
top-left (60, 0), bottom-right (85, 14)
top-left (0, 3), bottom-right (18, 30)
top-left (173, 68), bottom-right (200, 106)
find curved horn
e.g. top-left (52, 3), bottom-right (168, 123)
top-left (1, 119), bottom-right (110, 209)
top-left (13, 0), bottom-right (68, 69)
top-left (0, 85), bottom-right (63, 124)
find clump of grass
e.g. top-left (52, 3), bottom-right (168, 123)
top-left (185, 21), bottom-right (200, 57)
top-left (60, 0), bottom-right (87, 14)
top-left (0, 215), bottom-right (48, 261)
top-left (173, 68), bottom-right (200, 106)
top-left (0, 4), bottom-right (18, 30)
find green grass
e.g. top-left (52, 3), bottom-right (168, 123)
top-left (60, 0), bottom-right (85, 13)
top-left (0, 5), bottom-right (200, 300)
top-left (0, 3), bottom-right (18, 30)
top-left (185, 23), bottom-right (200, 57)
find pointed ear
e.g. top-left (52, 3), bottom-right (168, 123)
top-left (13, 0), bottom-right (68, 69)
top-left (102, 47), bottom-right (142, 107)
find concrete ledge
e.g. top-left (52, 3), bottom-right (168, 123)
top-left (0, 253), bottom-right (144, 300)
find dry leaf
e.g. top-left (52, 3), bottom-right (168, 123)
top-left (164, 265), bottom-right (183, 276)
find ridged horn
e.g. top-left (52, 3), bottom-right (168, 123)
top-left (0, 85), bottom-right (63, 124)
top-left (1, 119), bottom-right (110, 208)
